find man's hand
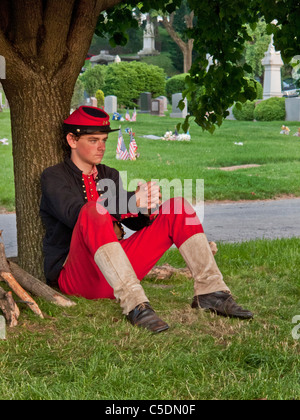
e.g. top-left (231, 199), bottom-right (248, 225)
top-left (135, 181), bottom-right (162, 213)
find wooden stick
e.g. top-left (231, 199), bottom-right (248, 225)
top-left (0, 272), bottom-right (44, 318)
top-left (147, 242), bottom-right (218, 280)
top-left (0, 284), bottom-right (20, 327)
top-left (8, 261), bottom-right (76, 308)
top-left (0, 240), bottom-right (44, 319)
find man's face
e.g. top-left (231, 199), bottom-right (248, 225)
top-left (67, 132), bottom-right (108, 165)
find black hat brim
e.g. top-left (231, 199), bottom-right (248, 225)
top-left (64, 124), bottom-right (119, 135)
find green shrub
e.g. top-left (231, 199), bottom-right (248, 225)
top-left (232, 100), bottom-right (256, 121)
top-left (95, 89), bottom-right (105, 108)
top-left (166, 73), bottom-right (188, 101)
top-left (254, 97), bottom-right (286, 121)
top-left (103, 61), bottom-right (166, 108)
top-left (244, 77), bottom-right (263, 100)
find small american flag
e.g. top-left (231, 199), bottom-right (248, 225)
top-left (125, 108), bottom-right (131, 121)
top-left (131, 108), bottom-right (137, 122)
top-left (129, 132), bottom-right (138, 161)
top-left (120, 136), bottom-right (129, 160)
top-left (116, 128), bottom-right (123, 159)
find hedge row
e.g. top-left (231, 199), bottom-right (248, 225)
top-left (79, 61), bottom-right (166, 108)
top-left (233, 97), bottom-right (286, 121)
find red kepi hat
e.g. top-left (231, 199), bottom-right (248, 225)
top-left (63, 106), bottom-right (119, 135)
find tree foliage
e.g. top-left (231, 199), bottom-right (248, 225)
top-left (243, 19), bottom-right (271, 81)
top-left (96, 0), bottom-right (299, 133)
top-left (80, 64), bottom-right (106, 97)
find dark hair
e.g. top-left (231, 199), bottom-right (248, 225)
top-left (62, 131), bottom-right (81, 158)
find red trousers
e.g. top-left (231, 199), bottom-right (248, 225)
top-left (58, 198), bottom-right (204, 299)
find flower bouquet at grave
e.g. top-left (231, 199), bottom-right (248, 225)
top-left (112, 112), bottom-right (124, 121)
top-left (161, 127), bottom-right (191, 141)
top-left (280, 125), bottom-right (290, 135)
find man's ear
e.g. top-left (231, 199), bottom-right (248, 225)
top-left (66, 133), bottom-right (78, 150)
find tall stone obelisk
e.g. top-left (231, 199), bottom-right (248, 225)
top-left (261, 38), bottom-right (284, 99)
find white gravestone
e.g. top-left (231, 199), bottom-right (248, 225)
top-left (104, 96), bottom-right (118, 114)
top-left (285, 97), bottom-right (300, 121)
top-left (170, 93), bottom-right (188, 118)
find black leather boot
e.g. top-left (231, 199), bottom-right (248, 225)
top-left (127, 303), bottom-right (169, 333)
top-left (192, 291), bottom-right (253, 319)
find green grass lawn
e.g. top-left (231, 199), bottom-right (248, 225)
top-left (0, 238), bottom-right (299, 400)
top-left (1, 109), bottom-right (300, 210)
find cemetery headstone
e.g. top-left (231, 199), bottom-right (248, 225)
top-left (151, 99), bottom-right (165, 116)
top-left (285, 97), bottom-right (300, 121)
top-left (90, 97), bottom-right (97, 107)
top-left (139, 92), bottom-right (152, 113)
top-left (155, 96), bottom-right (168, 112)
top-left (170, 93), bottom-right (188, 118)
top-left (104, 96), bottom-right (118, 114)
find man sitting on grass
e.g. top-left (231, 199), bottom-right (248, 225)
top-left (40, 106), bottom-right (253, 333)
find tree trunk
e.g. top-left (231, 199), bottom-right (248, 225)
top-left (6, 79), bottom-right (70, 279)
top-left (0, 1), bottom-right (123, 280)
top-left (162, 12), bottom-right (194, 73)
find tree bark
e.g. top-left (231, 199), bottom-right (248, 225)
top-left (0, 1), bottom-right (122, 280)
top-left (162, 12), bottom-right (194, 73)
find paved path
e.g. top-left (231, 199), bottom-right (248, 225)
top-left (0, 198), bottom-right (299, 258)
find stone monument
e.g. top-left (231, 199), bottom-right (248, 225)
top-left (138, 15), bottom-right (159, 56)
top-left (261, 38), bottom-right (284, 99)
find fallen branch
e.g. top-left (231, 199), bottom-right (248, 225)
top-left (0, 241), bottom-right (44, 319)
top-left (0, 284), bottom-right (20, 327)
top-left (147, 264), bottom-right (192, 279)
top-left (0, 271), bottom-right (44, 319)
top-left (147, 241), bottom-right (218, 280)
top-left (8, 261), bottom-right (76, 308)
